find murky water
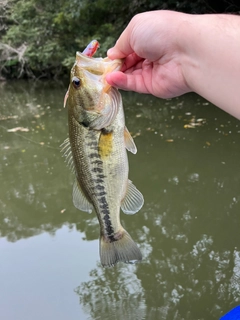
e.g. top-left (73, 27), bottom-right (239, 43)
top-left (1, 80), bottom-right (240, 320)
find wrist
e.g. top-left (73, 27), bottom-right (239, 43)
top-left (176, 13), bottom-right (200, 93)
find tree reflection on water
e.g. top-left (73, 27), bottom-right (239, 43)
top-left (75, 204), bottom-right (240, 320)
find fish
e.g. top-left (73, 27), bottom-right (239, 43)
top-left (61, 40), bottom-right (144, 267)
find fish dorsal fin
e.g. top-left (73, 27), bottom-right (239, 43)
top-left (73, 179), bottom-right (93, 214)
top-left (124, 126), bottom-right (137, 154)
top-left (89, 87), bottom-right (120, 130)
top-left (121, 180), bottom-right (144, 215)
top-left (60, 138), bottom-right (75, 173)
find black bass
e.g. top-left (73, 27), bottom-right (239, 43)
top-left (61, 40), bottom-right (144, 267)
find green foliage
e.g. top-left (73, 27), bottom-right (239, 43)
top-left (0, 0), bottom-right (239, 78)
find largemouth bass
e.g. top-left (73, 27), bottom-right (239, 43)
top-left (61, 41), bottom-right (144, 267)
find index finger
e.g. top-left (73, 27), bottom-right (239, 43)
top-left (107, 21), bottom-right (135, 60)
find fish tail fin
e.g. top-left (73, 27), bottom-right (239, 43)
top-left (100, 229), bottom-right (142, 267)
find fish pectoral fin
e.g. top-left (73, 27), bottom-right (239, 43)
top-left (73, 179), bottom-right (93, 214)
top-left (89, 87), bottom-right (121, 130)
top-left (124, 126), bottom-right (137, 154)
top-left (63, 87), bottom-right (69, 108)
top-left (121, 180), bottom-right (144, 215)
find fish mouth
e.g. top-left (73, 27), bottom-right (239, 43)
top-left (75, 51), bottom-right (123, 75)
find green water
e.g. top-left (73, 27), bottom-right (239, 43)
top-left (0, 80), bottom-right (240, 320)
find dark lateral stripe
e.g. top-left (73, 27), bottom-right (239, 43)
top-left (99, 196), bottom-right (108, 206)
top-left (97, 174), bottom-right (105, 179)
top-left (102, 211), bottom-right (114, 237)
top-left (96, 191), bottom-right (106, 197)
top-left (79, 121), bottom-right (89, 128)
top-left (92, 178), bottom-right (104, 183)
top-left (95, 184), bottom-right (104, 190)
top-left (102, 209), bottom-right (109, 215)
top-left (98, 196), bottom-right (115, 240)
top-left (87, 141), bottom-right (98, 147)
top-left (91, 160), bottom-right (102, 165)
top-left (89, 152), bottom-right (99, 158)
top-left (92, 167), bottom-right (103, 173)
top-left (83, 132), bottom-right (115, 240)
top-left (108, 235), bottom-right (116, 242)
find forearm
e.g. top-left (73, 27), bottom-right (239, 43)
top-left (181, 14), bottom-right (240, 118)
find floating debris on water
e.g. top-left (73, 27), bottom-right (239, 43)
top-left (132, 131), bottom-right (141, 138)
top-left (0, 115), bottom-right (18, 121)
top-left (146, 127), bottom-right (155, 131)
top-left (7, 127), bottom-right (29, 132)
top-left (184, 117), bottom-right (206, 129)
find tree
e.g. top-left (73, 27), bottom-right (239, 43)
top-left (1, 0), bottom-right (239, 79)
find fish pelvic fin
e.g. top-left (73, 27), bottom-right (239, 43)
top-left (100, 229), bottom-right (142, 267)
top-left (73, 179), bottom-right (93, 214)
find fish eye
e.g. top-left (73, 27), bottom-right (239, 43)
top-left (72, 76), bottom-right (81, 89)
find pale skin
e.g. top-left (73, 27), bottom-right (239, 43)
top-left (106, 10), bottom-right (240, 119)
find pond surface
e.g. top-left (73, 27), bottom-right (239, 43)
top-left (0, 80), bottom-right (240, 320)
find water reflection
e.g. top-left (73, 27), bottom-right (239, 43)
top-left (1, 81), bottom-right (240, 319)
top-left (76, 203), bottom-right (240, 320)
top-left (75, 265), bottom-right (146, 320)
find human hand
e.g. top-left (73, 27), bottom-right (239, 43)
top-left (106, 11), bottom-right (240, 119)
top-left (106, 11), bottom-right (191, 99)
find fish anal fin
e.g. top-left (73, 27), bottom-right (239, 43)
top-left (73, 179), bottom-right (93, 214)
top-left (100, 229), bottom-right (142, 267)
top-left (124, 126), bottom-right (137, 154)
top-left (121, 180), bottom-right (144, 215)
